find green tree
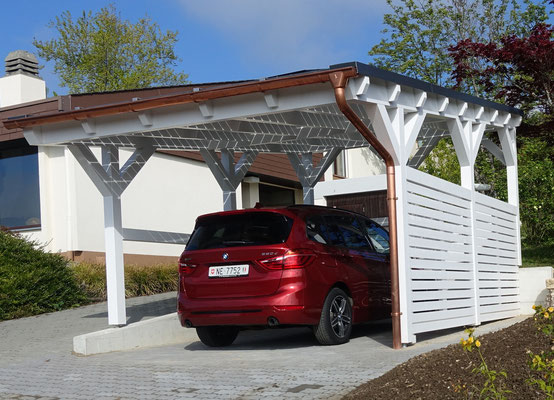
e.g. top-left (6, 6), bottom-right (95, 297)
top-left (369, 0), bottom-right (550, 89)
top-left (34, 4), bottom-right (189, 94)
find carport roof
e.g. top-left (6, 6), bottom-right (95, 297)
top-left (2, 62), bottom-right (522, 157)
top-left (3, 62), bottom-right (522, 130)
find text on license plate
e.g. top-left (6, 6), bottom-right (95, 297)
top-left (208, 264), bottom-right (249, 278)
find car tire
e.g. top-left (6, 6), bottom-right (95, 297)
top-left (196, 326), bottom-right (240, 347)
top-left (313, 288), bottom-right (353, 345)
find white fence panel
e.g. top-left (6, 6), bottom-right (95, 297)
top-left (474, 192), bottom-right (520, 322)
top-left (404, 168), bottom-right (476, 334)
top-left (402, 168), bottom-right (520, 339)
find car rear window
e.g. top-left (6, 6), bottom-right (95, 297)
top-left (186, 212), bottom-right (294, 250)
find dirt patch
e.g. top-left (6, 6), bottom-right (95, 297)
top-left (343, 318), bottom-right (549, 400)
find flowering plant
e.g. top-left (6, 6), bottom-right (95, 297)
top-left (460, 328), bottom-right (510, 399)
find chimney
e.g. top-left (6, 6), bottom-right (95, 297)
top-left (0, 50), bottom-right (46, 108)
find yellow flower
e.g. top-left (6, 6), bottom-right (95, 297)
top-left (545, 312), bottom-right (550, 319)
top-left (533, 305), bottom-right (537, 310)
top-left (468, 336), bottom-right (474, 343)
top-left (548, 307), bottom-right (553, 313)
top-left (475, 340), bottom-right (481, 348)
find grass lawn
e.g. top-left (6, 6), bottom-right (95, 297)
top-left (521, 242), bottom-right (554, 267)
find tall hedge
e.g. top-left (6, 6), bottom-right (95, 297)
top-left (0, 229), bottom-right (86, 320)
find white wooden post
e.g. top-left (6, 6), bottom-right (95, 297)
top-left (448, 118), bottom-right (486, 326)
top-left (366, 102), bottom-right (426, 345)
top-left (499, 127), bottom-right (521, 265)
top-left (68, 142), bottom-right (155, 326)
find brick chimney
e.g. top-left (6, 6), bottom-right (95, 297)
top-left (0, 50), bottom-right (46, 108)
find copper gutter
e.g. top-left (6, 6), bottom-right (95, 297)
top-left (329, 71), bottom-right (402, 350)
top-left (3, 67), bottom-right (358, 130)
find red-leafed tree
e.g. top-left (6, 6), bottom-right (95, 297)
top-left (449, 22), bottom-right (554, 115)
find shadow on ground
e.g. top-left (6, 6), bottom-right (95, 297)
top-left (82, 296), bottom-right (176, 324)
top-left (184, 319), bottom-right (394, 351)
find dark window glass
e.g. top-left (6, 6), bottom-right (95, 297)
top-left (331, 215), bottom-right (371, 250)
top-left (186, 212), bottom-right (293, 250)
top-left (0, 152), bottom-right (41, 228)
top-left (362, 220), bottom-right (390, 254)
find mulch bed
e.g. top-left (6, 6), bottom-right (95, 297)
top-left (343, 318), bottom-right (550, 400)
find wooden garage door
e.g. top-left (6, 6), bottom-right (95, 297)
top-left (326, 190), bottom-right (388, 220)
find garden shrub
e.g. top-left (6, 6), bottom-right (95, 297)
top-left (71, 262), bottom-right (178, 301)
top-left (0, 229), bottom-right (86, 320)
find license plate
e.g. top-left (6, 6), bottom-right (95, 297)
top-left (208, 264), bottom-right (249, 278)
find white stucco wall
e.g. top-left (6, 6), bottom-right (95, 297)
top-left (27, 148), bottom-right (236, 257)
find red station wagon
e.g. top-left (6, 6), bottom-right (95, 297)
top-left (177, 205), bottom-right (391, 346)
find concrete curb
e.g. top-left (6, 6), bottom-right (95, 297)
top-left (73, 313), bottom-right (193, 356)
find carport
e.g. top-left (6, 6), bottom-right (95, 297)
top-left (4, 62), bottom-right (522, 348)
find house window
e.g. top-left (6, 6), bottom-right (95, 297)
top-left (333, 150), bottom-right (347, 178)
top-left (0, 147), bottom-right (41, 229)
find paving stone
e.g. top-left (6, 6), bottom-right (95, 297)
top-left (0, 292), bottom-right (528, 399)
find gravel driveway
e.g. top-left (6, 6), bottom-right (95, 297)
top-left (0, 292), bottom-right (526, 399)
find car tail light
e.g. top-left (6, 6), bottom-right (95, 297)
top-left (179, 258), bottom-right (197, 275)
top-left (259, 249), bottom-right (315, 270)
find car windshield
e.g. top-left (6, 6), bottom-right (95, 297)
top-left (186, 212), bottom-right (293, 250)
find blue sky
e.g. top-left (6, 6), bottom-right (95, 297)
top-left (0, 0), bottom-right (390, 95)
top-left (1, 1), bottom-right (551, 96)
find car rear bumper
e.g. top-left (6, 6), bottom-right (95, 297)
top-left (177, 284), bottom-right (321, 327)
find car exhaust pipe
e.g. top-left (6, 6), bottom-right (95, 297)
top-left (184, 319), bottom-right (193, 328)
top-left (267, 317), bottom-right (280, 327)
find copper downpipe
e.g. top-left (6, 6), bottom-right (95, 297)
top-left (329, 71), bottom-right (402, 350)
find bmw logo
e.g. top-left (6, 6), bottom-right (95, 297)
top-left (222, 252), bottom-right (229, 260)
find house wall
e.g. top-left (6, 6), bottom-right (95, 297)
top-left (25, 148), bottom-right (235, 260)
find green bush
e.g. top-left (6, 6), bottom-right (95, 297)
top-left (71, 262), bottom-right (178, 301)
top-left (0, 229), bottom-right (87, 321)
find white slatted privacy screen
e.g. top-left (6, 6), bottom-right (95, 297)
top-left (402, 168), bottom-right (519, 339)
top-left (474, 192), bottom-right (520, 321)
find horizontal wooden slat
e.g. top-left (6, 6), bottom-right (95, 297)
top-left (477, 254), bottom-right (518, 266)
top-left (412, 307), bottom-right (475, 324)
top-left (474, 212), bottom-right (516, 231)
top-left (408, 225), bottom-right (472, 244)
top-left (478, 302), bottom-right (519, 314)
top-left (408, 204), bottom-right (471, 227)
top-left (408, 214), bottom-right (471, 235)
top-left (478, 280), bottom-right (518, 289)
top-left (412, 280), bottom-right (475, 290)
top-left (411, 269), bottom-right (474, 280)
top-left (475, 220), bottom-right (517, 237)
top-left (411, 289), bottom-right (474, 301)
top-left (412, 298), bottom-right (474, 312)
top-left (479, 295), bottom-right (518, 306)
top-left (407, 191), bottom-right (470, 217)
top-left (475, 228), bottom-right (518, 244)
top-left (480, 309), bottom-right (520, 322)
top-left (475, 192), bottom-right (518, 216)
top-left (478, 271), bottom-right (518, 280)
top-left (477, 263), bottom-right (518, 273)
top-left (407, 168), bottom-right (471, 199)
top-left (479, 287), bottom-right (519, 297)
top-left (408, 258), bottom-right (473, 271)
top-left (477, 246), bottom-right (518, 259)
top-left (408, 236), bottom-right (472, 253)
top-left (409, 247), bottom-right (473, 262)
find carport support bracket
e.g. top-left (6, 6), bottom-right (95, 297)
top-left (287, 149), bottom-right (342, 204)
top-left (199, 149), bottom-right (258, 211)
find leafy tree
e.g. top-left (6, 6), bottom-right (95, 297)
top-left (369, 0), bottom-right (550, 88)
top-left (517, 138), bottom-right (554, 244)
top-left (450, 23), bottom-right (554, 114)
top-left (34, 4), bottom-right (189, 94)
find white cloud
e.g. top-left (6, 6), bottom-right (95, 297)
top-left (179, 0), bottom-right (390, 73)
